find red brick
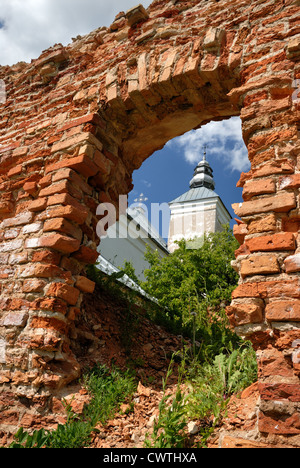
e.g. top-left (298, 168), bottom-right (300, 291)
top-left (31, 250), bottom-right (61, 265)
top-left (265, 300), bottom-right (300, 322)
top-left (0, 201), bottom-right (13, 214)
top-left (27, 197), bottom-right (47, 212)
top-left (35, 47), bottom-right (68, 67)
top-left (75, 276), bottom-right (95, 293)
top-left (59, 113), bottom-right (105, 132)
top-left (38, 174), bottom-right (52, 188)
top-left (227, 301), bottom-right (263, 326)
top-left (47, 192), bottom-right (88, 214)
top-left (43, 205), bottom-right (88, 225)
top-left (279, 174), bottom-right (300, 190)
top-left (39, 234), bottom-right (80, 254)
top-left (46, 282), bottom-right (80, 306)
top-left (52, 168), bottom-right (93, 195)
top-left (72, 245), bottom-right (99, 264)
top-left (248, 128), bottom-right (297, 156)
top-left (258, 383), bottom-right (300, 402)
top-left (252, 160), bottom-right (295, 178)
top-left (50, 131), bottom-right (101, 151)
top-left (232, 279), bottom-right (300, 300)
top-left (7, 165), bottom-right (22, 178)
top-left (243, 178), bottom-right (275, 201)
top-left (233, 192), bottom-right (296, 217)
top-left (32, 298), bottom-right (68, 314)
top-left (30, 315), bottom-right (69, 334)
top-left (258, 409), bottom-right (300, 435)
top-left (240, 255), bottom-right (280, 278)
top-left (243, 90), bottom-right (268, 107)
top-left (234, 243), bottom-right (250, 258)
top-left (282, 218), bottom-right (300, 233)
top-left (93, 150), bottom-right (111, 174)
top-left (39, 180), bottom-right (70, 198)
top-left (248, 214), bottom-right (277, 234)
top-left (23, 181), bottom-right (37, 194)
top-left (44, 217), bottom-right (82, 241)
top-left (20, 263), bottom-right (64, 279)
top-left (246, 232), bottom-right (296, 252)
top-left (45, 154), bottom-right (99, 178)
top-left (233, 223), bottom-right (248, 244)
top-left (22, 279), bottom-right (47, 293)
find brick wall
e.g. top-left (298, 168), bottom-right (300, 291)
top-left (0, 0), bottom-right (299, 447)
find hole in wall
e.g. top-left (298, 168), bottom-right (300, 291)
top-left (98, 116), bottom-right (248, 281)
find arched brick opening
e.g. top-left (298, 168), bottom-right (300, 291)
top-left (0, 0), bottom-right (299, 447)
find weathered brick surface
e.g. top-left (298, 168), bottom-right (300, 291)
top-left (0, 0), bottom-right (299, 447)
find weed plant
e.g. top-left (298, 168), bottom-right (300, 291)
top-left (144, 343), bottom-right (257, 448)
top-left (5, 364), bottom-right (136, 449)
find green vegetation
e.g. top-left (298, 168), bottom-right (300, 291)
top-left (5, 365), bottom-right (136, 449)
top-left (4, 226), bottom-right (258, 448)
top-left (140, 227), bottom-right (257, 447)
top-left (144, 342), bottom-right (257, 448)
top-left (141, 226), bottom-right (242, 360)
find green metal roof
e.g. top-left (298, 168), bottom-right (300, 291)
top-left (169, 186), bottom-right (219, 204)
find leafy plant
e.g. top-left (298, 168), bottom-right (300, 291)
top-left (7, 428), bottom-right (49, 449)
top-left (144, 356), bottom-right (188, 448)
top-left (185, 342), bottom-right (257, 424)
top-left (5, 364), bottom-right (136, 449)
top-left (82, 364), bottom-right (136, 426)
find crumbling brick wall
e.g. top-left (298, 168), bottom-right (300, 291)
top-left (0, 0), bottom-right (299, 447)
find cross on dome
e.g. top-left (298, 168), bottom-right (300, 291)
top-left (189, 146), bottom-right (215, 191)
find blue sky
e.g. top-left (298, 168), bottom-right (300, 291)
top-left (129, 117), bottom-right (249, 237)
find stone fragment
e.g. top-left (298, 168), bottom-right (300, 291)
top-left (203, 27), bottom-right (225, 49)
top-left (284, 253), bottom-right (300, 273)
top-left (227, 302), bottom-right (263, 326)
top-left (187, 422), bottom-right (199, 435)
top-left (0, 339), bottom-right (6, 364)
top-left (287, 37), bottom-right (300, 58)
top-left (221, 436), bottom-right (269, 449)
top-left (126, 5), bottom-right (149, 27)
top-left (2, 312), bottom-right (28, 327)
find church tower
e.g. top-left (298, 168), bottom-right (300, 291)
top-left (168, 149), bottom-right (231, 252)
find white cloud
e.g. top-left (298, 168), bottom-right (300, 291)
top-left (141, 179), bottom-right (152, 189)
top-left (167, 117), bottom-right (250, 173)
top-left (0, 0), bottom-right (152, 66)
